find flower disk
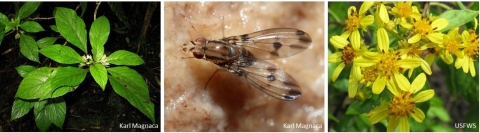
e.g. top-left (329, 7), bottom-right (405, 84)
top-left (388, 92), bottom-right (415, 117)
top-left (342, 44), bottom-right (356, 65)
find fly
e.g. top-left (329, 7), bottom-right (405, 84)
top-left (183, 28), bottom-right (312, 101)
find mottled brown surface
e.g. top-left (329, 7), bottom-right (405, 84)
top-left (164, 2), bottom-right (325, 132)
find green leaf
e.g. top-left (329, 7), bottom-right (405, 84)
top-left (45, 97), bottom-right (66, 129)
top-left (39, 45), bottom-right (84, 64)
top-left (51, 67), bottom-right (86, 89)
top-left (80, 2), bottom-right (87, 17)
top-left (0, 12), bottom-right (9, 26)
top-left (54, 7), bottom-right (87, 53)
top-left (17, 2), bottom-right (41, 19)
top-left (0, 30), bottom-right (5, 46)
top-left (20, 21), bottom-right (45, 33)
top-left (34, 100), bottom-right (50, 132)
top-left (90, 64), bottom-right (108, 90)
top-left (16, 65), bottom-right (36, 77)
top-left (37, 37), bottom-right (57, 48)
top-left (19, 34), bottom-right (40, 63)
top-left (49, 25), bottom-right (58, 33)
top-left (11, 99), bottom-right (35, 120)
top-left (90, 16), bottom-right (110, 61)
top-left (15, 67), bottom-right (56, 100)
top-left (107, 50), bottom-right (144, 66)
top-left (108, 67), bottom-right (154, 123)
top-left (51, 86), bottom-right (75, 98)
top-left (440, 10), bottom-right (479, 32)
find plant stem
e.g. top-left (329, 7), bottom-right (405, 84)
top-left (456, 1), bottom-right (467, 10)
top-left (430, 2), bottom-right (453, 10)
top-left (327, 8), bottom-right (341, 22)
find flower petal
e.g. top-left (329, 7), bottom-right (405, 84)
top-left (330, 36), bottom-right (349, 49)
top-left (368, 106), bottom-right (389, 124)
top-left (387, 78), bottom-right (400, 96)
top-left (351, 30), bottom-right (361, 49)
top-left (359, 2), bottom-right (374, 15)
top-left (427, 33), bottom-right (444, 44)
top-left (378, 4), bottom-right (390, 23)
top-left (361, 15), bottom-right (375, 27)
top-left (355, 57), bottom-right (376, 67)
top-left (348, 76), bottom-right (358, 98)
top-left (387, 116), bottom-right (400, 132)
top-left (411, 73), bottom-right (426, 93)
top-left (372, 76), bottom-right (387, 94)
top-left (420, 58), bottom-right (432, 75)
top-left (347, 6), bottom-right (356, 17)
top-left (413, 89), bottom-right (435, 103)
top-left (332, 63), bottom-right (345, 82)
top-left (352, 65), bottom-right (362, 81)
top-left (398, 57), bottom-right (422, 68)
top-left (328, 52), bottom-right (343, 63)
top-left (455, 56), bottom-right (465, 69)
top-left (377, 28), bottom-right (389, 51)
top-left (394, 72), bottom-right (410, 92)
top-left (408, 34), bottom-right (421, 44)
top-left (399, 116), bottom-right (410, 132)
top-left (411, 107), bottom-right (426, 122)
top-left (341, 30), bottom-right (352, 39)
top-left (431, 18), bottom-right (448, 31)
top-left (462, 57), bottom-right (469, 73)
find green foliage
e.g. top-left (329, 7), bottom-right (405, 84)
top-left (440, 10), bottom-right (479, 32)
top-left (8, 4), bottom-right (155, 131)
top-left (54, 7), bottom-right (87, 53)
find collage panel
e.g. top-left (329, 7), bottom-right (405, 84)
top-left (327, 2), bottom-right (479, 132)
top-left (0, 2), bottom-right (160, 131)
top-left (164, 2), bottom-right (325, 132)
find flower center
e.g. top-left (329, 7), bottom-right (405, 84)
top-left (464, 30), bottom-right (479, 58)
top-left (362, 65), bottom-right (378, 83)
top-left (412, 17), bottom-right (434, 36)
top-left (407, 44), bottom-right (423, 57)
top-left (345, 10), bottom-right (361, 31)
top-left (377, 50), bottom-right (403, 80)
top-left (341, 44), bottom-right (356, 65)
top-left (396, 2), bottom-right (412, 18)
top-left (389, 92), bottom-right (416, 117)
top-left (444, 37), bottom-right (460, 54)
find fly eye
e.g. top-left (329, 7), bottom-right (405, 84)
top-left (193, 51), bottom-right (204, 59)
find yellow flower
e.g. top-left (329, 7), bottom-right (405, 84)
top-left (407, 16), bottom-right (448, 44)
top-left (355, 28), bottom-right (422, 94)
top-left (391, 2), bottom-right (421, 28)
top-left (397, 40), bottom-right (433, 77)
top-left (455, 29), bottom-right (479, 77)
top-left (437, 27), bottom-right (463, 64)
top-left (341, 2), bottom-right (374, 47)
top-left (328, 36), bottom-right (367, 98)
top-left (367, 73), bottom-right (435, 132)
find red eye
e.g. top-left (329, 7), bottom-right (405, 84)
top-left (193, 51), bottom-right (204, 59)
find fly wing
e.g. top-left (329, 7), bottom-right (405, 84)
top-left (233, 57), bottom-right (302, 101)
top-left (225, 28), bottom-right (312, 60)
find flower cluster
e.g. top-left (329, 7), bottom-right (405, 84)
top-left (329, 2), bottom-right (478, 132)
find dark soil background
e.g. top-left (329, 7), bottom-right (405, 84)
top-left (0, 2), bottom-right (160, 131)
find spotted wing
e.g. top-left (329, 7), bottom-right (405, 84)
top-left (232, 57), bottom-right (302, 101)
top-left (224, 28), bottom-right (312, 60)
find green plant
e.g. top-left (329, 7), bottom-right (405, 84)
top-left (10, 7), bottom-right (155, 131)
top-left (0, 2), bottom-right (45, 60)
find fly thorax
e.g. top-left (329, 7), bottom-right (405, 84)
top-left (204, 41), bottom-right (240, 64)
